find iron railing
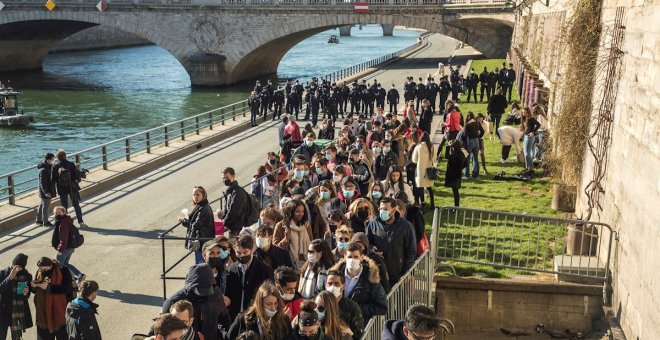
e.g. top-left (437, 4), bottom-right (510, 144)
top-left (0, 0), bottom-right (510, 7)
top-left (0, 37), bottom-right (427, 206)
top-left (431, 206), bottom-right (615, 303)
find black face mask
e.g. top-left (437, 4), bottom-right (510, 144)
top-left (42, 270), bottom-right (52, 278)
top-left (357, 209), bottom-right (369, 221)
top-left (207, 257), bottom-right (223, 269)
top-left (237, 254), bottom-right (252, 265)
top-left (269, 159), bottom-right (277, 165)
top-left (223, 179), bottom-right (233, 186)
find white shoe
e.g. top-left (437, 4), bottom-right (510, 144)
top-left (79, 222), bottom-right (88, 228)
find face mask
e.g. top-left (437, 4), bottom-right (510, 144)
top-left (237, 254), bottom-right (252, 265)
top-left (316, 167), bottom-right (323, 175)
top-left (326, 285), bottom-right (342, 298)
top-left (307, 253), bottom-right (319, 264)
top-left (384, 136), bottom-right (392, 141)
top-left (325, 153), bottom-right (332, 161)
top-left (379, 209), bottom-right (391, 221)
top-left (193, 287), bottom-right (204, 296)
top-left (294, 170), bottom-right (304, 179)
top-left (373, 147), bottom-right (381, 154)
top-left (223, 179), bottom-right (232, 186)
top-left (337, 241), bottom-right (348, 250)
top-left (207, 257), bottom-right (223, 269)
top-left (220, 249), bottom-right (230, 260)
top-left (343, 190), bottom-right (355, 199)
top-left (383, 147), bottom-right (391, 154)
top-left (305, 140), bottom-right (314, 147)
top-left (302, 170), bottom-right (310, 177)
top-left (346, 258), bottom-right (361, 272)
top-left (333, 175), bottom-right (343, 183)
top-left (373, 128), bottom-right (378, 132)
top-left (357, 209), bottom-right (369, 220)
top-left (264, 308), bottom-right (277, 318)
top-left (316, 307), bottom-right (326, 322)
top-left (356, 143), bottom-right (363, 150)
top-left (281, 291), bottom-right (295, 301)
top-left (256, 237), bottom-right (270, 249)
top-left (320, 191), bottom-right (330, 200)
top-left (269, 159), bottom-right (277, 165)
top-left (372, 191), bottom-right (382, 199)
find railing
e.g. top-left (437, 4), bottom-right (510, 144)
top-left (0, 36), bottom-right (427, 206)
top-left (360, 208), bottom-right (440, 339)
top-left (0, 0), bottom-right (511, 6)
top-left (430, 206), bottom-right (615, 303)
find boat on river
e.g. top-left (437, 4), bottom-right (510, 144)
top-left (328, 35), bottom-right (339, 44)
top-left (0, 86), bottom-right (34, 127)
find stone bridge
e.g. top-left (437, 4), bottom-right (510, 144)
top-left (0, 1), bottom-right (514, 86)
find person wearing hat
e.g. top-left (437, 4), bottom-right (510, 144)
top-left (289, 301), bottom-right (334, 340)
top-left (0, 253), bottom-right (34, 339)
top-left (200, 237), bottom-right (233, 295)
top-left (386, 84), bottom-right (400, 115)
top-left (350, 232), bottom-right (390, 293)
top-left (403, 77), bottom-right (415, 104)
top-left (37, 153), bottom-right (56, 227)
top-left (479, 66), bottom-right (491, 103)
top-left (162, 263), bottom-right (230, 340)
top-left (438, 75), bottom-right (451, 115)
top-left (31, 257), bottom-right (73, 339)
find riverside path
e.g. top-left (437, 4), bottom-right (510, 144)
top-left (0, 33), bottom-right (480, 339)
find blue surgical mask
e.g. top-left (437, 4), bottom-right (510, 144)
top-left (305, 140), bottom-right (314, 147)
top-left (320, 191), bottom-right (330, 200)
top-left (220, 249), bottom-right (230, 260)
top-left (379, 209), bottom-right (391, 221)
top-left (325, 153), bottom-right (332, 161)
top-left (302, 170), bottom-right (310, 177)
top-left (383, 147), bottom-right (391, 154)
top-left (337, 241), bottom-right (348, 250)
top-left (316, 167), bottom-right (323, 175)
top-left (294, 170), bottom-right (304, 179)
top-left (372, 191), bottom-right (383, 199)
top-left (343, 190), bottom-right (355, 199)
top-left (316, 307), bottom-right (326, 321)
top-left (373, 147), bottom-right (381, 154)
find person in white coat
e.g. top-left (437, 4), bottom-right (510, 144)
top-left (411, 132), bottom-right (436, 210)
top-left (497, 125), bottom-right (524, 163)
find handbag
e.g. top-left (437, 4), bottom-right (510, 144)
top-left (425, 165), bottom-right (439, 180)
top-left (417, 232), bottom-right (430, 257)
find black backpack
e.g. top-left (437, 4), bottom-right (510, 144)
top-left (57, 166), bottom-right (72, 188)
top-left (52, 221), bottom-right (85, 249)
top-left (244, 189), bottom-right (261, 226)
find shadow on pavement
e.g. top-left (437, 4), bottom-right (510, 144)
top-left (97, 289), bottom-right (164, 307)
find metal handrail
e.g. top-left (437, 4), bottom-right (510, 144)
top-left (0, 0), bottom-right (511, 6)
top-left (0, 35), bottom-right (426, 206)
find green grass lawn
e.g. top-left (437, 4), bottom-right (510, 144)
top-left (425, 59), bottom-right (560, 278)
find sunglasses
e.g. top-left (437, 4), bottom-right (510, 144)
top-left (337, 237), bottom-right (350, 242)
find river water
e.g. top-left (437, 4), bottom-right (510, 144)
top-left (0, 25), bottom-right (420, 175)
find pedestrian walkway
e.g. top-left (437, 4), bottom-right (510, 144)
top-left (0, 33), bottom-right (480, 339)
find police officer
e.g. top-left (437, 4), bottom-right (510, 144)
top-left (450, 66), bottom-right (461, 102)
top-left (248, 91), bottom-right (260, 127)
top-left (362, 86), bottom-right (375, 117)
top-left (341, 81), bottom-right (350, 115)
top-left (349, 82), bottom-right (361, 116)
top-left (505, 62), bottom-right (516, 102)
top-left (403, 76), bottom-right (416, 103)
top-left (438, 75), bottom-right (451, 115)
top-left (479, 66), bottom-right (490, 103)
top-left (426, 77), bottom-right (439, 114)
top-left (466, 68), bottom-right (479, 103)
top-left (265, 80), bottom-right (274, 111)
top-left (375, 83), bottom-right (386, 113)
top-left (272, 90), bottom-right (284, 121)
top-left (294, 80), bottom-right (305, 112)
top-left (259, 89), bottom-right (270, 117)
top-left (327, 89), bottom-right (339, 123)
top-left (415, 77), bottom-right (427, 111)
top-left (310, 90), bottom-right (321, 127)
top-left (488, 67), bottom-right (500, 98)
top-left (304, 85), bottom-right (312, 120)
top-left (386, 84), bottom-right (400, 115)
top-left (254, 80), bottom-right (263, 94)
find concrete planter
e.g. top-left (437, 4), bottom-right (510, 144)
top-left (551, 183), bottom-right (576, 213)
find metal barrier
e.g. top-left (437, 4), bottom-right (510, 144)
top-left (0, 0), bottom-right (511, 7)
top-left (0, 37), bottom-right (427, 206)
top-left (430, 206), bottom-right (615, 303)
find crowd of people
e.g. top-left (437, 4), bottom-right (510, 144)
top-left (1, 57), bottom-right (545, 340)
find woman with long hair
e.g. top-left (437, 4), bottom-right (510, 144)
top-left (418, 99), bottom-right (433, 134)
top-left (532, 104), bottom-right (548, 161)
top-left (178, 186), bottom-right (214, 264)
top-left (299, 239), bottom-right (335, 299)
top-left (412, 132), bottom-right (436, 210)
top-left (227, 282), bottom-right (292, 339)
top-left (347, 198), bottom-right (374, 234)
top-left (367, 181), bottom-right (384, 208)
top-left (521, 107), bottom-right (541, 173)
top-left (315, 291), bottom-right (353, 340)
top-left (273, 199), bottom-right (313, 267)
top-left (476, 113), bottom-right (490, 175)
top-left (325, 209), bottom-right (351, 249)
top-left (381, 165), bottom-right (411, 200)
top-left (315, 180), bottom-right (339, 225)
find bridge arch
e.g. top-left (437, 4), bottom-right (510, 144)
top-left (228, 13), bottom-right (513, 84)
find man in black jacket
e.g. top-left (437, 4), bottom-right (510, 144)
top-left (248, 91), bottom-right (260, 127)
top-left (414, 77), bottom-right (427, 112)
top-left (450, 66), bottom-right (461, 101)
top-left (375, 84), bottom-right (386, 112)
top-left (0, 254), bottom-right (33, 340)
top-left (425, 78), bottom-right (439, 114)
top-left (37, 153), bottom-right (55, 227)
top-left (254, 225), bottom-right (295, 271)
top-left (386, 84), bottom-right (399, 115)
top-left (466, 69), bottom-right (480, 103)
top-left (66, 280), bottom-right (101, 340)
top-left (329, 243), bottom-right (387, 323)
top-left (51, 149), bottom-right (87, 228)
top-left (272, 90), bottom-right (284, 121)
top-left (365, 198), bottom-right (416, 285)
top-left (224, 235), bottom-right (274, 319)
top-left (505, 62), bottom-right (517, 102)
top-left (488, 67), bottom-right (500, 98)
top-left (479, 66), bottom-right (490, 103)
top-left (218, 167), bottom-right (249, 236)
top-left (382, 304), bottom-right (441, 340)
top-left (162, 264), bottom-right (230, 340)
top-left (438, 76), bottom-right (451, 115)
top-left (293, 132), bottom-right (320, 164)
top-left (325, 271), bottom-right (364, 340)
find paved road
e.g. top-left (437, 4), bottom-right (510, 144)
top-left (0, 33), bottom-right (476, 339)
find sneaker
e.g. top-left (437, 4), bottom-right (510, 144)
top-left (43, 221), bottom-right (54, 227)
top-left (463, 176), bottom-right (470, 180)
top-left (35, 220), bottom-right (43, 225)
top-left (79, 222), bottom-right (88, 229)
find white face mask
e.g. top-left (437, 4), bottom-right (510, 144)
top-left (308, 253), bottom-right (319, 264)
top-left (326, 285), bottom-right (342, 298)
top-left (346, 258), bottom-right (361, 272)
top-left (256, 237), bottom-right (270, 249)
top-left (264, 308), bottom-right (277, 318)
top-left (280, 290), bottom-right (295, 301)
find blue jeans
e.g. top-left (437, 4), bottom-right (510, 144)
top-left (533, 130), bottom-right (545, 160)
top-left (56, 248), bottom-right (83, 279)
top-left (194, 251), bottom-right (204, 264)
top-left (60, 191), bottom-right (83, 224)
top-left (523, 135), bottom-right (535, 170)
top-left (464, 138), bottom-right (480, 177)
top-left (250, 108), bottom-right (258, 126)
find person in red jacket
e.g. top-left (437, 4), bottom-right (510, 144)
top-left (284, 116), bottom-right (302, 142)
top-left (437, 107), bottom-right (463, 160)
top-left (274, 266), bottom-right (304, 321)
top-left (52, 206), bottom-right (85, 284)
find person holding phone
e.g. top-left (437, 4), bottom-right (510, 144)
top-left (0, 253), bottom-right (34, 340)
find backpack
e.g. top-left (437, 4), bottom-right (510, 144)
top-left (243, 188), bottom-right (260, 226)
top-left (58, 166), bottom-right (72, 188)
top-left (250, 178), bottom-right (263, 196)
top-left (51, 221), bottom-right (85, 249)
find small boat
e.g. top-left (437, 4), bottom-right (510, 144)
top-left (328, 35), bottom-right (339, 44)
top-left (0, 86), bottom-right (34, 127)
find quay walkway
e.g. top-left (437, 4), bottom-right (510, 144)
top-left (0, 34), bottom-right (481, 339)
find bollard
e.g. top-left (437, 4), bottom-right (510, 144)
top-left (209, 112), bottom-right (213, 130)
top-left (8, 175), bottom-right (15, 205)
top-left (75, 154), bottom-right (81, 170)
top-left (102, 146), bottom-right (108, 170)
top-left (221, 108), bottom-right (226, 125)
top-left (125, 138), bottom-right (131, 161)
top-left (164, 126), bottom-right (169, 147)
top-left (146, 132), bottom-right (151, 153)
top-left (180, 121), bottom-right (185, 140)
top-left (195, 116), bottom-right (200, 135)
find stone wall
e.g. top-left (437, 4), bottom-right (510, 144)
top-left (511, 0), bottom-right (660, 339)
top-left (50, 26), bottom-right (151, 53)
